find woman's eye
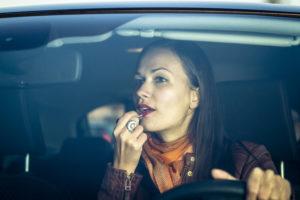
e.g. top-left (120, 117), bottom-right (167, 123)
top-left (154, 76), bottom-right (168, 84)
top-left (134, 77), bottom-right (145, 87)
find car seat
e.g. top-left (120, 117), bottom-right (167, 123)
top-left (0, 89), bottom-right (69, 199)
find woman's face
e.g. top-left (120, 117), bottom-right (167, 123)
top-left (134, 47), bottom-right (199, 141)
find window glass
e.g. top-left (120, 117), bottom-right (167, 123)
top-left (291, 109), bottom-right (300, 142)
top-left (0, 12), bottom-right (299, 155)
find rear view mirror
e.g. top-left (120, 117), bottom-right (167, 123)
top-left (0, 49), bottom-right (82, 87)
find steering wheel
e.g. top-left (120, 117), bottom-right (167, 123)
top-left (154, 180), bottom-right (246, 200)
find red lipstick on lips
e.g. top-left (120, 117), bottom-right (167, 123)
top-left (137, 104), bottom-right (155, 118)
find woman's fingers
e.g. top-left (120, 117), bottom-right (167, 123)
top-left (114, 111), bottom-right (139, 137)
top-left (136, 132), bottom-right (148, 147)
top-left (282, 179), bottom-right (291, 200)
top-left (267, 175), bottom-right (290, 200)
top-left (211, 167), bottom-right (292, 200)
top-left (246, 168), bottom-right (263, 200)
top-left (127, 132), bottom-right (147, 150)
top-left (269, 176), bottom-right (282, 200)
top-left (122, 125), bottom-right (145, 149)
top-left (211, 169), bottom-right (237, 180)
top-left (131, 125), bottom-right (144, 138)
top-left (246, 168), bottom-right (291, 200)
top-left (257, 169), bottom-right (275, 199)
top-left (211, 167), bottom-right (291, 200)
top-left (118, 125), bottom-right (143, 142)
top-left (112, 113), bottom-right (147, 174)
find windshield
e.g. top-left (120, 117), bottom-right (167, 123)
top-left (0, 11), bottom-right (299, 200)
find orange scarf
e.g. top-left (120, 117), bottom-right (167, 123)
top-left (142, 134), bottom-right (193, 193)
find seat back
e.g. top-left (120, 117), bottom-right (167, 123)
top-left (0, 174), bottom-right (68, 200)
top-left (0, 89), bottom-right (45, 156)
top-left (217, 80), bottom-right (298, 162)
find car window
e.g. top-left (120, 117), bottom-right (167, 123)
top-left (0, 8), bottom-right (300, 200)
top-left (1, 11), bottom-right (299, 156)
top-left (1, 13), bottom-right (298, 146)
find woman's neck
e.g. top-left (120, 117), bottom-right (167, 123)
top-left (156, 130), bottom-right (187, 143)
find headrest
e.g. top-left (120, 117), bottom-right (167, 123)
top-left (217, 80), bottom-right (298, 161)
top-left (0, 89), bottom-right (45, 156)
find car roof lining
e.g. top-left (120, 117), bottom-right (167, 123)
top-left (44, 14), bottom-right (300, 48)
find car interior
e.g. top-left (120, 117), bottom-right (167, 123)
top-left (0, 12), bottom-right (299, 199)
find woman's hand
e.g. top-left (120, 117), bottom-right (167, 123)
top-left (212, 168), bottom-right (291, 200)
top-left (113, 111), bottom-right (148, 174)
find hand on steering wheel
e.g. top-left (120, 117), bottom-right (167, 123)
top-left (212, 168), bottom-right (291, 200)
top-left (154, 180), bottom-right (245, 200)
top-left (155, 168), bottom-right (291, 200)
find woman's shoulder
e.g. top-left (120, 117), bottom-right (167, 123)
top-left (232, 141), bottom-right (269, 156)
top-left (222, 138), bottom-right (270, 161)
top-left (229, 140), bottom-right (277, 180)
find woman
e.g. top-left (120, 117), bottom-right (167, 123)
top-left (98, 40), bottom-right (291, 200)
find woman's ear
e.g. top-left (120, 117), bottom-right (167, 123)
top-left (190, 88), bottom-right (200, 109)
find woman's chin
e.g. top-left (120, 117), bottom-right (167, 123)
top-left (141, 121), bottom-right (158, 132)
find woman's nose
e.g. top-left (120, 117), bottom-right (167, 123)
top-left (136, 82), bottom-right (151, 100)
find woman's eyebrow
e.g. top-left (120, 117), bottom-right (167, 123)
top-left (134, 74), bottom-right (143, 78)
top-left (150, 67), bottom-right (172, 74)
top-left (136, 67), bottom-right (172, 76)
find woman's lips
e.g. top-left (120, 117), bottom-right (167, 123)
top-left (137, 104), bottom-right (155, 118)
top-left (140, 109), bottom-right (154, 117)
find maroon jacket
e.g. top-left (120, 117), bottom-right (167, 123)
top-left (98, 141), bottom-right (278, 200)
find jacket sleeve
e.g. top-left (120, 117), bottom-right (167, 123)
top-left (233, 141), bottom-right (278, 181)
top-left (98, 164), bottom-right (143, 200)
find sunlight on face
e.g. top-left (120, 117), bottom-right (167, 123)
top-left (134, 47), bottom-right (197, 141)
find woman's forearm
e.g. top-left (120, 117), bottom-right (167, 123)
top-left (98, 164), bottom-right (143, 200)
